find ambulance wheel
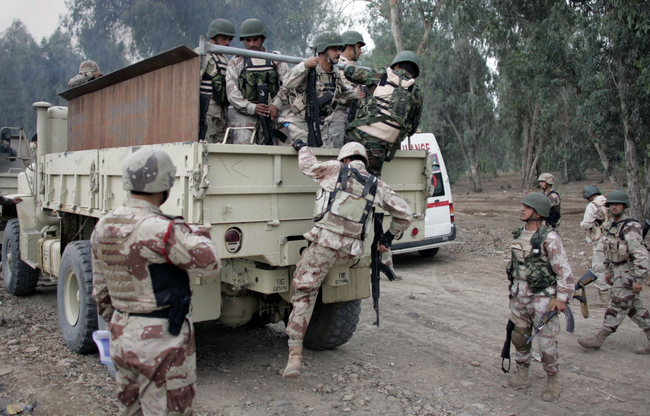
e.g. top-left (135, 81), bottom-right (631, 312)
top-left (58, 241), bottom-right (98, 353)
top-left (304, 293), bottom-right (361, 351)
top-left (2, 219), bottom-right (39, 296)
top-left (419, 248), bottom-right (439, 258)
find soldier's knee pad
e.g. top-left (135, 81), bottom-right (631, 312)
top-left (512, 326), bottom-right (532, 350)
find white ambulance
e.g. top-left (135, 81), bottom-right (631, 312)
top-left (392, 133), bottom-right (456, 257)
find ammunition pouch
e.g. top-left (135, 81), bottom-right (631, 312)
top-left (238, 57), bottom-right (279, 102)
top-left (149, 263), bottom-right (192, 336)
top-left (603, 219), bottom-right (637, 263)
top-left (212, 72), bottom-right (227, 105)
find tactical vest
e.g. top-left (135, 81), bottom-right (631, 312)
top-left (238, 57), bottom-right (279, 102)
top-left (547, 190), bottom-right (561, 228)
top-left (506, 225), bottom-right (557, 293)
top-left (348, 69), bottom-right (422, 143)
top-left (313, 164), bottom-right (378, 239)
top-left (603, 219), bottom-right (637, 263)
top-left (288, 68), bottom-right (338, 118)
top-left (201, 53), bottom-right (229, 105)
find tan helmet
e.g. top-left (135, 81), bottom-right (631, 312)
top-left (537, 173), bottom-right (555, 185)
top-left (79, 60), bottom-right (100, 73)
top-left (122, 148), bottom-right (176, 193)
top-left (338, 142), bottom-right (368, 166)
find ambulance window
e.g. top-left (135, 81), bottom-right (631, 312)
top-left (432, 166), bottom-right (445, 197)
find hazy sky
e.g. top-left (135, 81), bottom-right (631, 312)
top-left (0, 0), bottom-right (69, 41)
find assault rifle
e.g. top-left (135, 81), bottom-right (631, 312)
top-left (305, 49), bottom-right (326, 147)
top-left (257, 77), bottom-right (287, 146)
top-left (371, 212), bottom-right (396, 326)
top-left (501, 320), bottom-right (516, 373)
top-left (198, 92), bottom-right (211, 141)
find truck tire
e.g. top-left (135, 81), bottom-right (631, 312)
top-left (2, 219), bottom-right (39, 296)
top-left (58, 240), bottom-right (98, 353)
top-left (303, 293), bottom-right (361, 351)
top-left (419, 247), bottom-right (439, 258)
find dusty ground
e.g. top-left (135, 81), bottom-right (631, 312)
top-left (1, 171), bottom-right (650, 416)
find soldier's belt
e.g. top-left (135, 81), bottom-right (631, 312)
top-left (122, 308), bottom-right (170, 319)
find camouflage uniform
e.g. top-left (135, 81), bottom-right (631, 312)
top-left (285, 146), bottom-right (413, 341)
top-left (196, 48), bottom-right (229, 143)
top-left (344, 66), bottom-right (422, 176)
top-left (580, 194), bottom-right (610, 291)
top-left (322, 56), bottom-right (357, 148)
top-left (92, 198), bottom-right (220, 415)
top-left (225, 50), bottom-right (289, 144)
top-left (508, 226), bottom-right (574, 376)
top-left (68, 60), bottom-right (102, 89)
top-left (543, 189), bottom-right (561, 230)
top-left (278, 61), bottom-right (358, 145)
top-left (600, 215), bottom-right (650, 333)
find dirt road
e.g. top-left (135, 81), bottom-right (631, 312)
top-left (1, 172), bottom-right (649, 415)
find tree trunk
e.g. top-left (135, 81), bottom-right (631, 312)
top-left (587, 128), bottom-right (625, 190)
top-left (446, 110), bottom-right (480, 191)
top-left (521, 101), bottom-right (540, 189)
top-left (389, 0), bottom-right (404, 52)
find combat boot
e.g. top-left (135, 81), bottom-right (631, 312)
top-left (577, 327), bottom-right (612, 349)
top-left (542, 373), bottom-right (561, 402)
top-left (281, 340), bottom-right (303, 378)
top-left (634, 329), bottom-right (650, 355)
top-left (502, 365), bottom-right (530, 389)
top-left (598, 289), bottom-right (610, 302)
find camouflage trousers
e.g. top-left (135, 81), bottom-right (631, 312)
top-left (205, 112), bottom-right (227, 144)
top-left (591, 239), bottom-right (611, 291)
top-left (509, 280), bottom-right (561, 376)
top-left (602, 287), bottom-right (650, 333)
top-left (110, 310), bottom-right (196, 416)
top-left (345, 128), bottom-right (399, 177)
top-left (278, 115), bottom-right (309, 143)
top-left (227, 108), bottom-right (262, 144)
top-left (285, 242), bottom-right (355, 340)
top-left (322, 109), bottom-right (349, 149)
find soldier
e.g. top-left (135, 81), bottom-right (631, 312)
top-left (538, 173), bottom-right (561, 229)
top-left (68, 60), bottom-right (103, 89)
top-left (580, 185), bottom-right (611, 301)
top-left (344, 50), bottom-right (423, 176)
top-left (225, 19), bottom-right (289, 144)
top-left (577, 190), bottom-right (650, 354)
top-left (281, 140), bottom-right (413, 378)
top-left (278, 31), bottom-right (361, 144)
top-left (504, 193), bottom-right (574, 402)
top-left (197, 19), bottom-right (235, 143)
top-left (91, 148), bottom-right (220, 415)
top-left (322, 30), bottom-right (366, 148)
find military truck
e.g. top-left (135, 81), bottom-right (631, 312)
top-left (2, 43), bottom-right (432, 355)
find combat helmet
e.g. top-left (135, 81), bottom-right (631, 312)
top-left (207, 19), bottom-right (236, 39)
top-left (521, 193), bottom-right (551, 218)
top-left (390, 50), bottom-right (420, 78)
top-left (583, 185), bottom-right (601, 200)
top-left (338, 142), bottom-right (369, 166)
top-left (605, 190), bottom-right (630, 207)
top-left (537, 173), bottom-right (555, 185)
top-left (314, 31), bottom-right (344, 54)
top-left (122, 148), bottom-right (176, 193)
top-left (79, 60), bottom-right (100, 74)
top-left (239, 19), bottom-right (267, 40)
top-left (341, 30), bottom-right (365, 46)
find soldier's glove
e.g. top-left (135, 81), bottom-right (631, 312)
top-left (379, 231), bottom-right (395, 249)
top-left (292, 139), bottom-right (308, 151)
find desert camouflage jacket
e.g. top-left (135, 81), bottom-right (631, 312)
top-left (225, 47), bottom-right (290, 115)
top-left (510, 226), bottom-right (574, 302)
top-left (91, 198), bottom-right (220, 322)
top-left (580, 195), bottom-right (607, 242)
top-left (603, 213), bottom-right (650, 286)
top-left (196, 48), bottom-right (229, 119)
top-left (298, 146), bottom-right (413, 256)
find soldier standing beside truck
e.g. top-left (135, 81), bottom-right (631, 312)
top-left (580, 185), bottom-right (610, 301)
top-left (504, 193), bottom-right (574, 402)
top-left (91, 149), bottom-right (220, 415)
top-left (577, 190), bottom-right (650, 355)
top-left (278, 31), bottom-right (361, 145)
top-left (225, 19), bottom-right (289, 144)
top-left (281, 141), bottom-right (413, 378)
top-left (344, 51), bottom-right (423, 176)
top-left (196, 19), bottom-right (235, 143)
top-left (322, 30), bottom-right (366, 148)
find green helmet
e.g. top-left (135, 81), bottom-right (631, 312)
top-left (390, 50), bottom-right (420, 78)
top-left (341, 30), bottom-right (365, 46)
top-left (239, 19), bottom-right (267, 40)
top-left (314, 31), bottom-right (344, 53)
top-left (583, 185), bottom-right (601, 200)
top-left (207, 19), bottom-right (235, 39)
top-left (521, 193), bottom-right (551, 218)
top-left (605, 190), bottom-right (630, 207)
top-left (122, 148), bottom-right (176, 193)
